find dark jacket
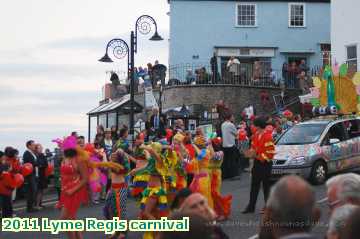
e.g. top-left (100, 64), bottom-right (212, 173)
top-left (150, 113), bottom-right (166, 130)
top-left (37, 153), bottom-right (48, 189)
top-left (22, 150), bottom-right (37, 179)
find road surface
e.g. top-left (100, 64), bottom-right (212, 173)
top-left (0, 173), bottom-right (330, 239)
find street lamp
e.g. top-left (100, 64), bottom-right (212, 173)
top-left (99, 38), bottom-right (130, 75)
top-left (99, 15), bottom-right (163, 138)
top-left (130, 15), bottom-right (163, 137)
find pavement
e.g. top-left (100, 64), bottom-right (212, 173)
top-left (0, 172), bottom-right (331, 239)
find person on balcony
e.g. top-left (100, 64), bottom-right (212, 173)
top-left (299, 59), bottom-right (309, 75)
top-left (282, 63), bottom-right (289, 88)
top-left (298, 70), bottom-right (312, 94)
top-left (185, 69), bottom-right (196, 85)
top-left (270, 68), bottom-right (279, 87)
top-left (226, 57), bottom-right (240, 84)
top-left (288, 62), bottom-right (300, 88)
top-left (210, 53), bottom-right (219, 84)
top-left (252, 61), bottom-right (261, 84)
top-left (197, 67), bottom-right (211, 84)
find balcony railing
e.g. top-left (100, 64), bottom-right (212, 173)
top-left (168, 62), bottom-right (321, 89)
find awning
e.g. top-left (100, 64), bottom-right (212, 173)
top-left (280, 50), bottom-right (316, 54)
top-left (87, 94), bottom-right (142, 116)
top-left (215, 47), bottom-right (276, 57)
top-left (163, 105), bottom-right (188, 113)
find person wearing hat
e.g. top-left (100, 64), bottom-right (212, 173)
top-left (101, 128), bottom-right (117, 201)
top-left (103, 128), bottom-right (114, 158)
top-left (242, 116), bottom-right (275, 214)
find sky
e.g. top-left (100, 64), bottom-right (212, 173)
top-left (0, 0), bottom-right (170, 153)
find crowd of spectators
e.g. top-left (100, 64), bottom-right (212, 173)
top-left (3, 100), bottom-right (360, 239)
top-left (134, 60), bottom-right (167, 92)
top-left (282, 60), bottom-right (312, 93)
top-left (171, 58), bottom-right (315, 92)
top-left (159, 173), bottom-right (360, 239)
top-left (0, 141), bottom-right (52, 217)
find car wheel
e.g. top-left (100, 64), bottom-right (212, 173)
top-left (310, 161), bottom-right (327, 185)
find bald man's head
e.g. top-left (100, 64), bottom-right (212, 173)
top-left (266, 176), bottom-right (319, 234)
top-left (180, 193), bottom-right (216, 220)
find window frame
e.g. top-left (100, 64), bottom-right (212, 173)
top-left (288, 3), bottom-right (306, 28)
top-left (235, 3), bottom-right (258, 28)
top-left (321, 122), bottom-right (348, 146)
top-left (346, 44), bottom-right (358, 72)
top-left (346, 119), bottom-right (360, 139)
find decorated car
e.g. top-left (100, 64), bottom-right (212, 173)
top-left (272, 115), bottom-right (360, 184)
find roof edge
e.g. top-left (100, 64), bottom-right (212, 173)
top-left (169, 0), bottom-right (330, 3)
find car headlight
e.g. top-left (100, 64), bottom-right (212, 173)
top-left (289, 156), bottom-right (306, 165)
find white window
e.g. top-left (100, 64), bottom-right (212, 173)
top-left (236, 3), bottom-right (257, 27)
top-left (346, 45), bottom-right (358, 72)
top-left (289, 3), bottom-right (306, 27)
top-left (320, 43), bottom-right (331, 66)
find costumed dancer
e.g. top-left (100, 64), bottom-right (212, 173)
top-left (189, 134), bottom-right (214, 209)
top-left (183, 132), bottom-right (196, 186)
top-left (130, 133), bottom-right (150, 198)
top-left (157, 130), bottom-right (180, 205)
top-left (113, 127), bottom-right (134, 197)
top-left (115, 128), bottom-right (132, 158)
top-left (103, 148), bottom-right (132, 239)
top-left (238, 126), bottom-right (250, 171)
top-left (84, 143), bottom-right (107, 204)
top-left (130, 143), bottom-right (168, 239)
top-left (171, 133), bottom-right (188, 192)
top-left (54, 136), bottom-right (89, 239)
top-left (209, 137), bottom-right (232, 220)
top-left (242, 116), bottom-right (275, 214)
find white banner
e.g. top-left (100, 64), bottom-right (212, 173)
top-left (144, 87), bottom-right (158, 109)
top-left (217, 48), bottom-right (275, 57)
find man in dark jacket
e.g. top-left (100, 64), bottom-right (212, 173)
top-left (22, 140), bottom-right (39, 212)
top-left (149, 107), bottom-right (166, 138)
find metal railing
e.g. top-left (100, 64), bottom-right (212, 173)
top-left (168, 63), bottom-right (322, 89)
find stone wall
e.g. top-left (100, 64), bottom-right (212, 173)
top-left (134, 85), bottom-right (302, 119)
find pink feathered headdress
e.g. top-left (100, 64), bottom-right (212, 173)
top-left (52, 136), bottom-right (77, 150)
top-left (63, 136), bottom-right (77, 150)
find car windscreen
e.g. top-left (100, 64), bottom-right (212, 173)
top-left (277, 123), bottom-right (327, 145)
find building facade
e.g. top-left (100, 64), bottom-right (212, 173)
top-left (331, 0), bottom-right (359, 72)
top-left (169, 0), bottom-right (330, 79)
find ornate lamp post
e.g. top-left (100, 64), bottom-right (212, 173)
top-left (99, 38), bottom-right (131, 80)
top-left (99, 15), bottom-right (163, 138)
top-left (130, 15), bottom-right (163, 136)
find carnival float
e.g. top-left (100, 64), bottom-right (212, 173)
top-left (299, 64), bottom-right (360, 115)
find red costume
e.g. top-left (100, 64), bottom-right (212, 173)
top-left (0, 172), bottom-right (17, 196)
top-left (57, 159), bottom-right (88, 218)
top-left (0, 157), bottom-right (22, 196)
top-left (243, 126), bottom-right (275, 213)
top-left (251, 130), bottom-right (275, 163)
